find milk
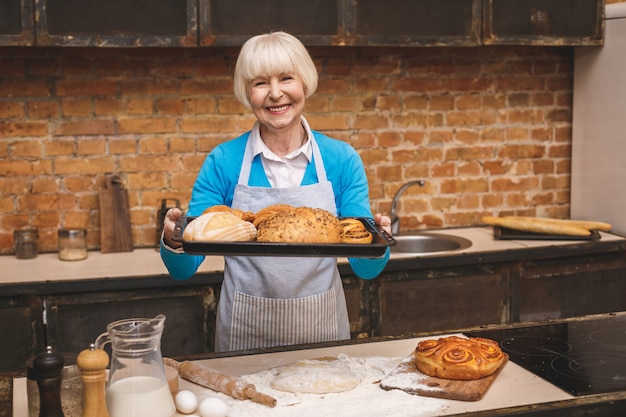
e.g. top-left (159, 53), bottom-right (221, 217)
top-left (106, 376), bottom-right (175, 417)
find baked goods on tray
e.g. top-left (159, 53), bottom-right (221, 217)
top-left (184, 204), bottom-right (379, 246)
top-left (414, 336), bottom-right (505, 380)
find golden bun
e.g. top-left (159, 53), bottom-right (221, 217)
top-left (414, 336), bottom-right (505, 380)
top-left (340, 218), bottom-right (373, 244)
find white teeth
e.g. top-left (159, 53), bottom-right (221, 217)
top-left (269, 105), bottom-right (289, 111)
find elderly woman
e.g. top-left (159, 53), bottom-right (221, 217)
top-left (161, 31), bottom-right (391, 352)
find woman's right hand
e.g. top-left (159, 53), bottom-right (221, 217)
top-left (162, 208), bottom-right (183, 249)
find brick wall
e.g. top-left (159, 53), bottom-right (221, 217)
top-left (0, 45), bottom-right (574, 254)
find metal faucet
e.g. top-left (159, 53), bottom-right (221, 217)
top-left (390, 180), bottom-right (425, 235)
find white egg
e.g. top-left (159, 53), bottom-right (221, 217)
top-left (174, 390), bottom-right (199, 414)
top-left (198, 397), bottom-right (228, 417)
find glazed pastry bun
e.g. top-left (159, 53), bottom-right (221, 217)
top-left (414, 336), bottom-right (506, 380)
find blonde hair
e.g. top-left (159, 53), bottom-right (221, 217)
top-left (233, 31), bottom-right (318, 108)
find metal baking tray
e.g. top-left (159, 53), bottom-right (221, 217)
top-left (171, 216), bottom-right (396, 257)
top-left (494, 226), bottom-right (600, 241)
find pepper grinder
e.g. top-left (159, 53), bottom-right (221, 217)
top-left (34, 346), bottom-right (65, 417)
top-left (77, 344), bottom-right (110, 417)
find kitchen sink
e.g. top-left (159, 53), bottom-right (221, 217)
top-left (391, 232), bottom-right (472, 254)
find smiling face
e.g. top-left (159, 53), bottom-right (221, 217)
top-left (248, 72), bottom-right (306, 132)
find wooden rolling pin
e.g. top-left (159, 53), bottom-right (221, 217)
top-left (163, 358), bottom-right (277, 408)
top-left (482, 215), bottom-right (612, 236)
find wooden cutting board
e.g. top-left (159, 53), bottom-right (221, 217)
top-left (99, 175), bottom-right (133, 253)
top-left (380, 353), bottom-right (508, 402)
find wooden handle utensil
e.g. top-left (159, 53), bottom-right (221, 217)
top-left (163, 357), bottom-right (277, 408)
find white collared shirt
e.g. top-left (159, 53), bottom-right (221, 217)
top-left (249, 117), bottom-right (313, 188)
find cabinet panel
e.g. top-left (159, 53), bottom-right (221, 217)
top-left (353, 0), bottom-right (481, 46)
top-left (517, 256), bottom-right (626, 322)
top-left (376, 267), bottom-right (508, 336)
top-left (35, 0), bottom-right (197, 46)
top-left (200, 0), bottom-right (339, 46)
top-left (45, 287), bottom-right (216, 357)
top-left (0, 296), bottom-right (44, 373)
top-left (483, 0), bottom-right (604, 45)
top-left (0, 0), bottom-right (34, 45)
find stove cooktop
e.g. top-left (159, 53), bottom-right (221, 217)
top-left (466, 314), bottom-right (626, 396)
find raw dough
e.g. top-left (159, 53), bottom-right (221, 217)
top-left (270, 358), bottom-right (361, 394)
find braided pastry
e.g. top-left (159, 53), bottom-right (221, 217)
top-left (414, 336), bottom-right (505, 380)
top-left (340, 218), bottom-right (373, 244)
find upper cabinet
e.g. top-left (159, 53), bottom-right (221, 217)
top-left (34, 0), bottom-right (197, 47)
top-left (0, 0), bottom-right (35, 45)
top-left (200, 0), bottom-right (482, 47)
top-left (200, 0), bottom-right (341, 46)
top-left (483, 0), bottom-right (604, 45)
top-left (350, 0), bottom-right (481, 46)
top-left (0, 0), bottom-right (604, 47)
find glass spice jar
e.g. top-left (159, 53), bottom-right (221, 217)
top-left (14, 228), bottom-right (38, 259)
top-left (58, 229), bottom-right (88, 261)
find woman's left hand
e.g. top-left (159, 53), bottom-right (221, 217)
top-left (374, 213), bottom-right (392, 236)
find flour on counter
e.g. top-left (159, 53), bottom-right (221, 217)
top-left (203, 354), bottom-right (446, 417)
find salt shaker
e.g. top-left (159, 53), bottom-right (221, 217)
top-left (34, 346), bottom-right (65, 417)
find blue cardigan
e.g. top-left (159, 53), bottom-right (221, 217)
top-left (161, 130), bottom-right (390, 280)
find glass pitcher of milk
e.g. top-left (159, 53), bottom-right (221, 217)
top-left (95, 314), bottom-right (175, 417)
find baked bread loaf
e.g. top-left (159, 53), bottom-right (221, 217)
top-left (203, 205), bottom-right (255, 223)
top-left (414, 336), bottom-right (505, 380)
top-left (183, 212), bottom-right (257, 242)
top-left (256, 207), bottom-right (343, 243)
top-left (340, 218), bottom-right (373, 244)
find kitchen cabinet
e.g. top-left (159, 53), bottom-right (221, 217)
top-left (5, 0), bottom-right (603, 47)
top-left (372, 265), bottom-right (509, 336)
top-left (483, 0), bottom-right (604, 45)
top-left (0, 0), bottom-right (34, 46)
top-left (34, 0), bottom-right (198, 47)
top-left (0, 296), bottom-right (44, 374)
top-left (44, 286), bottom-right (217, 358)
top-left (514, 251), bottom-right (626, 322)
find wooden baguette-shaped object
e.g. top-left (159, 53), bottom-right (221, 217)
top-left (163, 357), bottom-right (277, 407)
top-left (481, 216), bottom-right (611, 236)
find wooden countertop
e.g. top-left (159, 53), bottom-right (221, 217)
top-left (1, 227), bottom-right (625, 290)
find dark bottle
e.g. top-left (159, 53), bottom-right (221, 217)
top-left (34, 346), bottom-right (65, 417)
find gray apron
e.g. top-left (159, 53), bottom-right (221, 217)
top-left (215, 135), bottom-right (350, 352)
